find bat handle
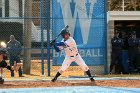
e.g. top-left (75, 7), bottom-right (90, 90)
top-left (65, 25), bottom-right (69, 29)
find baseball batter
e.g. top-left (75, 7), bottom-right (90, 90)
top-left (51, 29), bottom-right (95, 82)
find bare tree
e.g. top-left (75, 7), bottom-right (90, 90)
top-left (131, 0), bottom-right (137, 11)
top-left (108, 0), bottom-right (138, 11)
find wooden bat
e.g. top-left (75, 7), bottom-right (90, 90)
top-left (50, 25), bottom-right (69, 47)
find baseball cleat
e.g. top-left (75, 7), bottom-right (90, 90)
top-left (19, 75), bottom-right (24, 77)
top-left (51, 78), bottom-right (57, 82)
top-left (90, 78), bottom-right (96, 85)
top-left (109, 72), bottom-right (112, 75)
top-left (90, 77), bottom-right (95, 82)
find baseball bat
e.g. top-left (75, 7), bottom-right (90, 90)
top-left (50, 25), bottom-right (69, 47)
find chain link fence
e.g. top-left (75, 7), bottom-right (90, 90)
top-left (0, 0), bottom-right (107, 78)
top-left (0, 0), bottom-right (49, 78)
top-left (51, 0), bottom-right (107, 77)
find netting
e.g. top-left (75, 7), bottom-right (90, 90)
top-left (0, 0), bottom-right (107, 78)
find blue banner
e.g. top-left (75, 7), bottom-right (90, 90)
top-left (52, 0), bottom-right (107, 66)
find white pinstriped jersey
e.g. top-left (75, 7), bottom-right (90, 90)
top-left (61, 37), bottom-right (78, 56)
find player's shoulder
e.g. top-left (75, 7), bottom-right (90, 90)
top-left (65, 37), bottom-right (74, 43)
top-left (16, 40), bottom-right (20, 43)
top-left (14, 40), bottom-right (21, 44)
top-left (7, 40), bottom-right (12, 44)
top-left (62, 37), bottom-right (75, 43)
top-left (68, 37), bottom-right (74, 41)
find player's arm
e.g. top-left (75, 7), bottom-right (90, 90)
top-left (53, 42), bottom-right (65, 52)
top-left (55, 42), bottom-right (65, 46)
top-left (17, 41), bottom-right (22, 54)
top-left (53, 44), bottom-right (61, 52)
top-left (6, 42), bottom-right (12, 54)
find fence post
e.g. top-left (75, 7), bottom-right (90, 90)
top-left (23, 0), bottom-right (32, 74)
top-left (40, 0), bottom-right (45, 76)
top-left (104, 0), bottom-right (108, 75)
top-left (46, 0), bottom-right (51, 76)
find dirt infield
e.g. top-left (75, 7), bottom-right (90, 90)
top-left (0, 80), bottom-right (140, 88)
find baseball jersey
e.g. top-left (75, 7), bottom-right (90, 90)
top-left (62, 37), bottom-right (78, 56)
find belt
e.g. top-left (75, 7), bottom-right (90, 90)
top-left (70, 54), bottom-right (78, 57)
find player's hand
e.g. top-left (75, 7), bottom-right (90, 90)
top-left (52, 40), bottom-right (56, 43)
top-left (11, 63), bottom-right (23, 72)
top-left (50, 40), bottom-right (56, 47)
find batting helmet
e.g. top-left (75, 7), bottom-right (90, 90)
top-left (61, 29), bottom-right (70, 37)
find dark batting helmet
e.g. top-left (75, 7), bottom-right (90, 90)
top-left (61, 29), bottom-right (70, 37)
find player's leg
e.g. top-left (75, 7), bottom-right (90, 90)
top-left (9, 56), bottom-right (15, 77)
top-left (136, 53), bottom-right (140, 73)
top-left (117, 52), bottom-right (123, 74)
top-left (15, 56), bottom-right (23, 77)
top-left (75, 55), bottom-right (95, 82)
top-left (0, 55), bottom-right (4, 84)
top-left (51, 57), bottom-right (72, 82)
top-left (110, 52), bottom-right (117, 74)
top-left (0, 68), bottom-right (4, 84)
